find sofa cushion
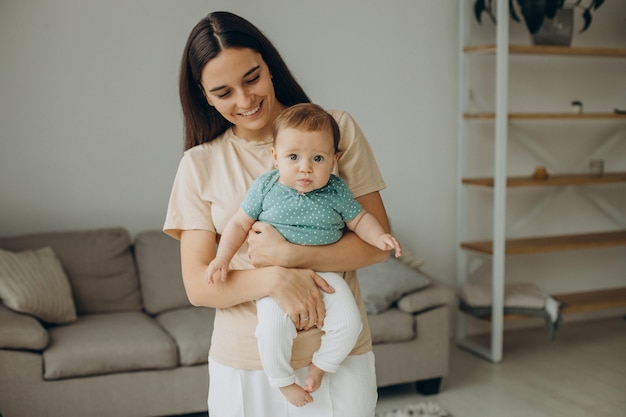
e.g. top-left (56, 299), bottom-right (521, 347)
top-left (0, 303), bottom-right (49, 350)
top-left (43, 312), bottom-right (178, 380)
top-left (367, 308), bottom-right (415, 344)
top-left (0, 228), bottom-right (142, 314)
top-left (156, 306), bottom-right (215, 366)
top-left (0, 246), bottom-right (77, 323)
top-left (357, 257), bottom-right (431, 315)
top-left (134, 231), bottom-right (190, 314)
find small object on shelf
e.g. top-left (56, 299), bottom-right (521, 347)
top-left (459, 282), bottom-right (561, 340)
top-left (615, 108), bottom-right (626, 115)
top-left (532, 166), bottom-right (550, 180)
top-left (589, 159), bottom-right (604, 177)
top-left (571, 100), bottom-right (583, 114)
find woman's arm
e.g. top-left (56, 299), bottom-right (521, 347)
top-left (179, 229), bottom-right (333, 329)
top-left (247, 191), bottom-right (391, 271)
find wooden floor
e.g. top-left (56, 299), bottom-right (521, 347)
top-left (376, 316), bottom-right (626, 417)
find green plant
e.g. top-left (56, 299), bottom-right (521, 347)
top-left (474, 0), bottom-right (605, 34)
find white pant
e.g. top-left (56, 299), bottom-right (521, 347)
top-left (208, 352), bottom-right (377, 417)
top-left (255, 271), bottom-right (363, 387)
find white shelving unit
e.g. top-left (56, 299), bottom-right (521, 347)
top-left (455, 0), bottom-right (626, 363)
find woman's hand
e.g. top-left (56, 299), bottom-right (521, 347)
top-left (247, 222), bottom-right (293, 268)
top-left (268, 267), bottom-right (335, 330)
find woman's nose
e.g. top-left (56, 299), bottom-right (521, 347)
top-left (236, 90), bottom-right (254, 108)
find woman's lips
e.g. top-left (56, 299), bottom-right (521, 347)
top-left (238, 101), bottom-right (262, 117)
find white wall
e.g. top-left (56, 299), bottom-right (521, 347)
top-left (1, 0), bottom-right (624, 303)
top-left (0, 0), bottom-right (459, 281)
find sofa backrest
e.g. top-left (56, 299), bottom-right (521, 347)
top-left (134, 231), bottom-right (190, 315)
top-left (0, 228), bottom-right (142, 314)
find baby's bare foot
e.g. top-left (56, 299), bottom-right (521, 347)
top-left (304, 364), bottom-right (325, 393)
top-left (280, 383), bottom-right (314, 407)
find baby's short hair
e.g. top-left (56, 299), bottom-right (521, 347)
top-left (273, 103), bottom-right (340, 153)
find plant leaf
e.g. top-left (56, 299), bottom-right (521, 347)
top-left (593, 0), bottom-right (605, 10)
top-left (580, 8), bottom-right (592, 33)
top-left (545, 0), bottom-right (559, 19)
top-left (509, 0), bottom-right (521, 22)
top-left (474, 0), bottom-right (486, 24)
top-left (517, 0), bottom-right (547, 34)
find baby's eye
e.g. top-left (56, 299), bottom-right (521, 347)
top-left (313, 155), bottom-right (325, 163)
top-left (288, 154), bottom-right (298, 161)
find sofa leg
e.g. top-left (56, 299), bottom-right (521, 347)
top-left (416, 377), bottom-right (442, 396)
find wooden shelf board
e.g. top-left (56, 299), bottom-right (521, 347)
top-left (463, 112), bottom-right (626, 120)
top-left (463, 172), bottom-right (626, 188)
top-left (554, 287), bottom-right (626, 314)
top-left (476, 312), bottom-right (551, 322)
top-left (461, 230), bottom-right (626, 255)
top-left (464, 44), bottom-right (626, 57)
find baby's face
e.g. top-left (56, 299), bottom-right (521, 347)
top-left (272, 127), bottom-right (338, 194)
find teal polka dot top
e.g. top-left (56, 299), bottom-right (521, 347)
top-left (241, 170), bottom-right (363, 245)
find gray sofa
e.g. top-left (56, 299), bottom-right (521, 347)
top-left (0, 227), bottom-right (454, 417)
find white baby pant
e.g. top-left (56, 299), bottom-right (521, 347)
top-left (254, 271), bottom-right (363, 387)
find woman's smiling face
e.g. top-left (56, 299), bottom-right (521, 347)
top-left (200, 47), bottom-right (285, 141)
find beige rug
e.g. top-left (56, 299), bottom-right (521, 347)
top-left (376, 400), bottom-right (453, 417)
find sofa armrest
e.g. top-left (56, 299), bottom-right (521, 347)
top-left (396, 275), bottom-right (456, 314)
top-left (0, 303), bottom-right (49, 350)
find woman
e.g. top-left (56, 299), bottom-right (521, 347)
top-left (164, 11), bottom-right (391, 417)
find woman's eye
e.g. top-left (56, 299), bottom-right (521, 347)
top-left (314, 156), bottom-right (324, 163)
top-left (216, 90), bottom-right (231, 99)
top-left (288, 154), bottom-right (298, 161)
top-left (246, 75), bottom-right (260, 85)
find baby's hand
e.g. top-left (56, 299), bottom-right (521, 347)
top-left (205, 257), bottom-right (230, 284)
top-left (377, 234), bottom-right (402, 258)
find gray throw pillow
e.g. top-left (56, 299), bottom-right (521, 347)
top-left (0, 247), bottom-right (77, 324)
top-left (357, 257), bottom-right (430, 315)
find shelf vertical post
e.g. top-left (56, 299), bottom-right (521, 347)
top-left (455, 0), bottom-right (471, 345)
top-left (490, 0), bottom-right (510, 363)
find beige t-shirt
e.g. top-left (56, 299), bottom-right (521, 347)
top-left (164, 109), bottom-right (386, 370)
